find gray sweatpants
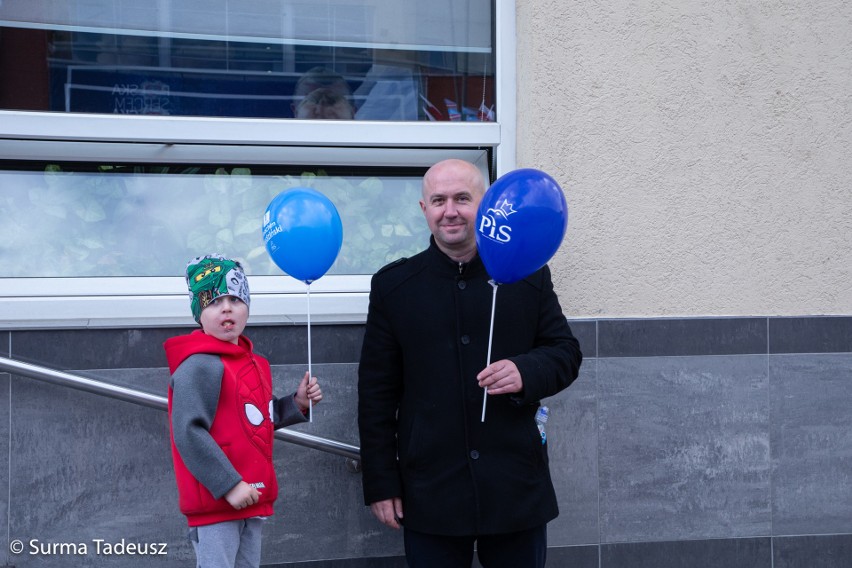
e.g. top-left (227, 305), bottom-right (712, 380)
top-left (190, 517), bottom-right (265, 568)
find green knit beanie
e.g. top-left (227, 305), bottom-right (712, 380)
top-left (185, 254), bottom-right (250, 322)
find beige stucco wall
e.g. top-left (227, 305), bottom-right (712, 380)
top-left (516, 1), bottom-right (852, 318)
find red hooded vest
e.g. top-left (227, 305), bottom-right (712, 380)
top-left (165, 331), bottom-right (278, 527)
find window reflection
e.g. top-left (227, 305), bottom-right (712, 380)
top-left (292, 67), bottom-right (355, 120)
top-left (0, 163), bottom-right (430, 277)
top-left (0, 26), bottom-right (494, 122)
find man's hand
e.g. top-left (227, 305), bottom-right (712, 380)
top-left (370, 497), bottom-right (404, 530)
top-left (477, 359), bottom-right (523, 394)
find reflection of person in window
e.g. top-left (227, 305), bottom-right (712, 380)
top-left (292, 67), bottom-right (354, 120)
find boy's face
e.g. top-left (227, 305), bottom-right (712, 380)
top-left (199, 295), bottom-right (248, 344)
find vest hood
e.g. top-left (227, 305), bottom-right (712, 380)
top-left (164, 330), bottom-right (253, 374)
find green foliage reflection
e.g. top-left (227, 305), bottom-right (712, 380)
top-left (1, 165), bottom-right (428, 277)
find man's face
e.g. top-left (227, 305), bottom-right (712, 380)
top-left (294, 88), bottom-right (354, 120)
top-left (199, 295), bottom-right (248, 344)
top-left (419, 163), bottom-right (484, 256)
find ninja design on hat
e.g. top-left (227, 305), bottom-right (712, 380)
top-left (185, 254), bottom-right (250, 322)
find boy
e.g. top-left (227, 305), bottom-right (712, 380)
top-left (165, 254), bottom-right (322, 568)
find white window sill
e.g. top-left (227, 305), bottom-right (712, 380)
top-left (1, 276), bottom-right (370, 329)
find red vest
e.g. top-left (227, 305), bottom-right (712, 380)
top-left (166, 332), bottom-right (279, 527)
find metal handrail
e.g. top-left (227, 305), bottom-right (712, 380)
top-left (0, 356), bottom-right (361, 464)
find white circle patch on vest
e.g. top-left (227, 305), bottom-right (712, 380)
top-left (245, 403), bottom-right (264, 426)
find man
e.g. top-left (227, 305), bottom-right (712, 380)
top-left (358, 159), bottom-right (583, 567)
top-left (291, 67), bottom-right (355, 120)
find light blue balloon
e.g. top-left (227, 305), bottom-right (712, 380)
top-left (262, 188), bottom-right (343, 283)
top-left (475, 169), bottom-right (568, 284)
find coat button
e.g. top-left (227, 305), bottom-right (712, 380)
top-left (461, 335), bottom-right (470, 345)
top-left (458, 280), bottom-right (467, 290)
top-left (470, 450), bottom-right (480, 460)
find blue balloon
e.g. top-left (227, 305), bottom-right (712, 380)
top-left (475, 169), bottom-right (568, 284)
top-left (262, 188), bottom-right (343, 283)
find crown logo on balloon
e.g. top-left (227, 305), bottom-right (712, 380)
top-left (487, 199), bottom-right (517, 219)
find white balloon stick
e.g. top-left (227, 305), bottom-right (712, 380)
top-left (481, 280), bottom-right (499, 422)
top-left (306, 281), bottom-right (313, 423)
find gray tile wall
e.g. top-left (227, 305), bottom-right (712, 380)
top-left (598, 355), bottom-right (771, 542)
top-left (1, 316), bottom-right (850, 567)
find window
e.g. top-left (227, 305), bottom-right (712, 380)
top-left (0, 1), bottom-right (495, 122)
top-left (0, 142), bottom-right (492, 327)
top-left (1, 161), bottom-right (431, 278)
top-left (0, 0), bottom-right (514, 328)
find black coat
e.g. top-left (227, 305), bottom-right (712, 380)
top-left (358, 239), bottom-right (583, 536)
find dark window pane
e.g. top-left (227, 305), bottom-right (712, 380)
top-left (0, 2), bottom-right (495, 122)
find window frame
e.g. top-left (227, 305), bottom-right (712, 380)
top-left (0, 1), bottom-right (516, 329)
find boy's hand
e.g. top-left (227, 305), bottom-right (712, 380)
top-left (224, 481), bottom-right (260, 510)
top-left (295, 371), bottom-right (323, 411)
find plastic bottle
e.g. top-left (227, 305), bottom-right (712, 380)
top-left (535, 406), bottom-right (549, 445)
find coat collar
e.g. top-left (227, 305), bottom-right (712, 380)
top-left (426, 236), bottom-right (486, 277)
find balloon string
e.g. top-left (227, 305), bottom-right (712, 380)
top-left (306, 281), bottom-right (313, 423)
top-left (481, 280), bottom-right (498, 422)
